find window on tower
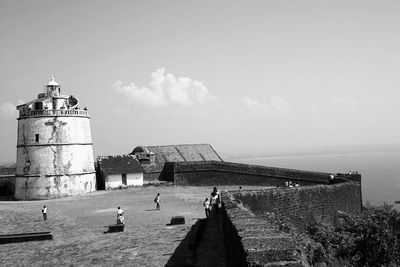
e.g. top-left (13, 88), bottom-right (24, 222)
top-left (34, 102), bottom-right (43, 110)
top-left (35, 134), bottom-right (39, 143)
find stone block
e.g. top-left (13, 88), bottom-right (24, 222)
top-left (169, 216), bottom-right (185, 225)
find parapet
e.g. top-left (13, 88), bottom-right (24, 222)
top-left (221, 190), bottom-right (304, 266)
top-left (219, 181), bottom-right (362, 265)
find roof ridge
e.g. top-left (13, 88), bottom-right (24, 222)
top-left (146, 143), bottom-right (211, 148)
top-left (97, 154), bottom-right (135, 160)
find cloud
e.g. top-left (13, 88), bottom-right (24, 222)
top-left (305, 102), bottom-right (321, 114)
top-left (270, 95), bottom-right (290, 114)
top-left (242, 97), bottom-right (270, 114)
top-left (330, 96), bottom-right (357, 111)
top-left (113, 68), bottom-right (214, 108)
top-left (242, 95), bottom-right (291, 115)
top-left (0, 102), bottom-right (18, 119)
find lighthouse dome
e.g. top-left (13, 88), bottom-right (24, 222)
top-left (48, 75), bottom-right (59, 86)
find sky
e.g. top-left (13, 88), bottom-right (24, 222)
top-left (1, 0), bottom-right (400, 163)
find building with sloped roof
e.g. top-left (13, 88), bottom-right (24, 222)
top-left (131, 144), bottom-right (223, 182)
top-left (96, 155), bottom-right (143, 189)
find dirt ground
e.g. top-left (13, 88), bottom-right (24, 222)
top-left (0, 185), bottom-right (251, 266)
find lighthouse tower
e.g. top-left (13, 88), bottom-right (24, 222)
top-left (14, 77), bottom-right (96, 200)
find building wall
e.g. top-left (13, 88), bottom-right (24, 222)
top-left (105, 173), bottom-right (143, 189)
top-left (14, 173), bottom-right (95, 200)
top-left (143, 172), bottom-right (163, 183)
top-left (17, 114), bottom-right (93, 144)
top-left (15, 115), bottom-right (96, 200)
top-left (16, 145), bottom-right (95, 176)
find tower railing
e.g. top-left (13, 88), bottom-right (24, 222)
top-left (19, 109), bottom-right (89, 118)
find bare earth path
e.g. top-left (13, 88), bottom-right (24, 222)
top-left (0, 185), bottom-right (258, 266)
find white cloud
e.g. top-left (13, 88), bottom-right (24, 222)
top-left (242, 94), bottom-right (291, 115)
top-left (330, 96), bottom-right (357, 111)
top-left (270, 95), bottom-right (290, 114)
top-left (0, 102), bottom-right (18, 119)
top-left (113, 68), bottom-right (214, 108)
top-left (242, 97), bottom-right (270, 114)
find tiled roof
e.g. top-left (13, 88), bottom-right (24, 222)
top-left (140, 144), bottom-right (221, 160)
top-left (97, 155), bottom-right (143, 175)
top-left (132, 144), bottom-right (223, 172)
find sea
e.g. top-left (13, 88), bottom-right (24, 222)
top-left (232, 150), bottom-right (400, 207)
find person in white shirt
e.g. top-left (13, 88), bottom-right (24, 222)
top-left (117, 207), bottom-right (124, 224)
top-left (203, 198), bottom-right (211, 218)
top-left (42, 205), bottom-right (47, 221)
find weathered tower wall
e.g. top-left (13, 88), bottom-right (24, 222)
top-left (14, 77), bottom-right (96, 200)
top-left (15, 112), bottom-right (96, 200)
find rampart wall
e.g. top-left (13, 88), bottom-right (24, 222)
top-left (0, 167), bottom-right (16, 176)
top-left (141, 163), bottom-right (172, 183)
top-left (219, 182), bottom-right (362, 265)
top-left (164, 161), bottom-right (360, 186)
top-left (230, 182), bottom-right (362, 230)
top-left (0, 176), bottom-right (15, 198)
top-left (220, 190), bottom-right (304, 266)
top-left (0, 168), bottom-right (16, 196)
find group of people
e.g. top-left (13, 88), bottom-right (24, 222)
top-left (285, 181), bottom-right (299, 187)
top-left (41, 188), bottom-right (222, 224)
top-left (116, 193), bottom-right (161, 224)
top-left (203, 187), bottom-right (221, 219)
top-left (40, 192), bottom-right (163, 225)
top-left (42, 188), bottom-right (226, 225)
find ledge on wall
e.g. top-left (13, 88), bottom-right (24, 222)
top-left (221, 191), bottom-right (305, 266)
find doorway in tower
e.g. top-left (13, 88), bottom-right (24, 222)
top-left (121, 174), bottom-right (127, 185)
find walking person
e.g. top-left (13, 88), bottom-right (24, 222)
top-left (154, 193), bottom-right (160, 210)
top-left (42, 205), bottom-right (47, 221)
top-left (203, 198), bottom-right (211, 218)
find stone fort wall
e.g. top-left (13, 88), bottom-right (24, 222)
top-left (229, 182), bottom-right (362, 231)
top-left (159, 160), bottom-right (362, 265)
top-left (221, 191), bottom-right (301, 266)
top-left (161, 161), bottom-right (361, 186)
top-left (219, 182), bottom-right (362, 265)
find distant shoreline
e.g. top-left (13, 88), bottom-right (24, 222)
top-left (223, 144), bottom-right (400, 162)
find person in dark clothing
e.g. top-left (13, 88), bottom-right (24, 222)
top-left (210, 187), bottom-right (220, 217)
top-left (154, 193), bottom-right (160, 210)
